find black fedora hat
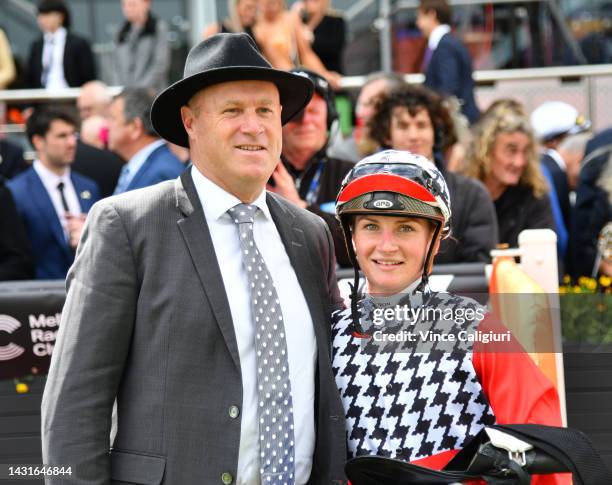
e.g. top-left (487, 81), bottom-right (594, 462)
top-left (151, 33), bottom-right (314, 147)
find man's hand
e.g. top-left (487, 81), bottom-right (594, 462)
top-left (267, 162), bottom-right (308, 209)
top-left (66, 213), bottom-right (87, 249)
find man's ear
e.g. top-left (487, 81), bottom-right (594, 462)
top-left (31, 134), bottom-right (44, 153)
top-left (180, 105), bottom-right (195, 140)
top-left (432, 235), bottom-right (441, 256)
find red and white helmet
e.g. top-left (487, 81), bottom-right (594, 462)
top-left (336, 149), bottom-right (452, 241)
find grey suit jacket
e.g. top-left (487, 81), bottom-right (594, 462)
top-left (41, 171), bottom-right (347, 484)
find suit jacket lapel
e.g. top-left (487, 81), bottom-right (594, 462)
top-left (29, 170), bottom-right (70, 255)
top-left (266, 194), bottom-right (329, 352)
top-left (174, 171), bottom-right (241, 369)
top-left (71, 175), bottom-right (95, 212)
top-left (127, 145), bottom-right (164, 191)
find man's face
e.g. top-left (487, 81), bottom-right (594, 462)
top-left (34, 119), bottom-right (77, 169)
top-left (416, 8), bottom-right (438, 38)
top-left (37, 11), bottom-right (64, 33)
top-left (106, 97), bottom-right (134, 159)
top-left (356, 79), bottom-right (389, 126)
top-left (121, 0), bottom-right (150, 24)
top-left (489, 131), bottom-right (530, 188)
top-left (282, 93), bottom-right (328, 160)
top-left (388, 106), bottom-right (435, 160)
top-left (181, 80), bottom-right (283, 201)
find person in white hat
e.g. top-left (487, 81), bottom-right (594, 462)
top-left (530, 101), bottom-right (591, 240)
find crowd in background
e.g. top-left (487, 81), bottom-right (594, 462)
top-left (0, 0), bottom-right (611, 284)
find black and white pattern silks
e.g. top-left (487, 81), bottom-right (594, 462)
top-left (332, 288), bottom-right (496, 462)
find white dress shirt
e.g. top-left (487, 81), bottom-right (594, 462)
top-left (33, 160), bottom-right (82, 240)
top-left (191, 166), bottom-right (317, 485)
top-left (41, 27), bottom-right (69, 90)
top-left (428, 24), bottom-right (451, 51)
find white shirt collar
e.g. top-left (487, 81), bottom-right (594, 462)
top-left (428, 24), bottom-right (451, 50)
top-left (33, 159), bottom-right (71, 188)
top-left (190, 165), bottom-right (271, 222)
top-left (544, 148), bottom-right (567, 171)
top-left (45, 26), bottom-right (67, 43)
top-left (124, 139), bottom-right (166, 175)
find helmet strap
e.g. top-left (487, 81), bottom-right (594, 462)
top-left (340, 217), bottom-right (369, 337)
top-left (417, 221), bottom-right (442, 293)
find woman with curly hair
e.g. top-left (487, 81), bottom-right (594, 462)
top-left (463, 105), bottom-right (554, 247)
top-left (368, 83), bottom-right (498, 264)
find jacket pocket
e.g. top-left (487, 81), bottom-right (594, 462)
top-left (110, 449), bottom-right (166, 484)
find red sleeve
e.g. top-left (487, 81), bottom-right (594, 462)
top-left (472, 314), bottom-right (571, 485)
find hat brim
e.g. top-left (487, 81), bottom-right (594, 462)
top-left (151, 66), bottom-right (314, 147)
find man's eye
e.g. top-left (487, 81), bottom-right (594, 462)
top-left (399, 225), bottom-right (414, 233)
top-left (364, 223), bottom-right (378, 231)
top-left (258, 107), bottom-right (273, 114)
top-left (223, 108), bottom-right (240, 114)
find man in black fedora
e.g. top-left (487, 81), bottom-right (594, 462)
top-left (41, 33), bottom-right (347, 485)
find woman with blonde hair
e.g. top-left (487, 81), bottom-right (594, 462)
top-left (463, 104), bottom-right (554, 247)
top-left (202, 0), bottom-right (258, 39)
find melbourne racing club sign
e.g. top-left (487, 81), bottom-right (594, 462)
top-left (0, 282), bottom-right (65, 379)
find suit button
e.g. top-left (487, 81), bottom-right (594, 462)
top-left (221, 472), bottom-right (233, 484)
top-left (229, 405), bottom-right (240, 419)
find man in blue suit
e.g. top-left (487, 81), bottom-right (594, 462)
top-left (417, 0), bottom-right (480, 124)
top-left (7, 108), bottom-right (100, 279)
top-left (107, 87), bottom-right (185, 194)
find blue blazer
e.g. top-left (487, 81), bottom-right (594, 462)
top-left (124, 144), bottom-right (185, 192)
top-left (7, 168), bottom-right (101, 280)
top-left (425, 33), bottom-right (480, 124)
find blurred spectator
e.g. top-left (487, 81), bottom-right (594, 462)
top-left (369, 84), bottom-right (498, 263)
top-left (572, 128), bottom-right (612, 277)
top-left (0, 176), bottom-right (34, 281)
top-left (77, 80), bottom-right (112, 120)
top-left (253, 0), bottom-right (340, 88)
top-left (73, 139), bottom-right (123, 199)
top-left (7, 107), bottom-right (101, 279)
top-left (464, 107), bottom-right (554, 248)
top-left (80, 115), bottom-right (107, 149)
top-left (0, 139), bottom-right (28, 179)
top-left (107, 87), bottom-right (184, 194)
top-left (292, 0), bottom-right (346, 73)
top-left (73, 81), bottom-right (123, 198)
top-left (417, 0), bottom-right (480, 124)
top-left (558, 132), bottom-right (591, 192)
top-left (327, 71), bottom-right (404, 162)
top-left (0, 28), bottom-right (16, 89)
top-left (270, 68), bottom-right (353, 266)
top-left (203, 0), bottom-right (258, 40)
top-left (26, 0), bottom-right (96, 89)
top-left (531, 101), bottom-right (591, 231)
top-left (111, 0), bottom-right (170, 92)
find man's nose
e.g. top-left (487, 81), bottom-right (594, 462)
top-left (240, 111), bottom-right (264, 134)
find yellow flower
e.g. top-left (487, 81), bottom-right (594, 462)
top-left (599, 275), bottom-right (612, 288)
top-left (559, 286), bottom-right (567, 294)
top-left (563, 275), bottom-right (571, 284)
top-left (587, 279), bottom-right (598, 291)
top-left (573, 285), bottom-right (582, 293)
top-left (15, 383), bottom-right (29, 393)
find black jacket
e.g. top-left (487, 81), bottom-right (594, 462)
top-left (26, 31), bottom-right (96, 88)
top-left (495, 185), bottom-right (555, 248)
top-left (73, 141), bottom-right (124, 199)
top-left (436, 171), bottom-right (498, 264)
top-left (283, 154), bottom-right (354, 267)
top-left (0, 177), bottom-right (34, 281)
top-left (571, 139), bottom-right (612, 277)
top-left (0, 139), bottom-right (28, 180)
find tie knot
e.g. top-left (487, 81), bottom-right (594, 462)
top-left (57, 182), bottom-right (65, 191)
top-left (229, 203), bottom-right (257, 225)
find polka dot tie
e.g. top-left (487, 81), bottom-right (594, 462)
top-left (229, 203), bottom-right (296, 485)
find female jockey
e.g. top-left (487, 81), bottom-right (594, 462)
top-left (332, 149), bottom-right (568, 484)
